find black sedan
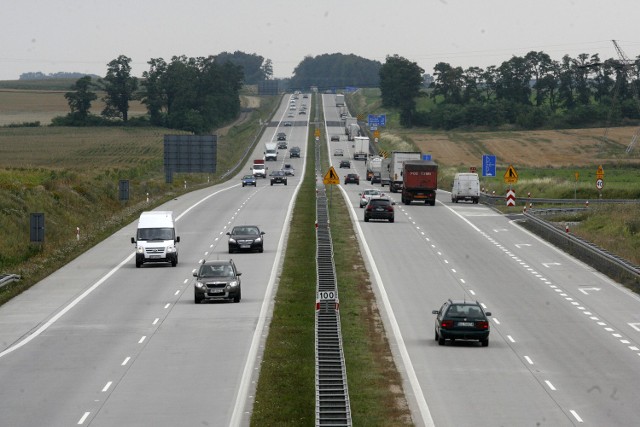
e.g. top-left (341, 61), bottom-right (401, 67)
top-left (270, 170), bottom-right (288, 186)
top-left (432, 299), bottom-right (491, 347)
top-left (227, 225), bottom-right (265, 253)
top-left (339, 160), bottom-right (351, 168)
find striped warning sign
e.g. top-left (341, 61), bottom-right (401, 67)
top-left (506, 189), bottom-right (516, 206)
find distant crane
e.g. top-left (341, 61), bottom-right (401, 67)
top-left (611, 40), bottom-right (640, 154)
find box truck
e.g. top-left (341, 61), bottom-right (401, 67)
top-left (451, 172), bottom-right (480, 203)
top-left (389, 151), bottom-right (422, 193)
top-left (353, 136), bottom-right (370, 160)
top-left (335, 94), bottom-right (345, 107)
top-left (264, 142), bottom-right (278, 161)
top-left (251, 159), bottom-right (267, 178)
top-left (131, 211), bottom-right (180, 268)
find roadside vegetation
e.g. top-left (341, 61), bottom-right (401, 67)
top-left (0, 95), bottom-right (279, 305)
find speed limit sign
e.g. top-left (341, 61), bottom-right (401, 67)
top-left (596, 178), bottom-right (604, 190)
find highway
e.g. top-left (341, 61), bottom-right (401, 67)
top-left (2, 92), bottom-right (640, 426)
top-left (322, 93), bottom-right (640, 426)
top-left (0, 94), bottom-right (311, 427)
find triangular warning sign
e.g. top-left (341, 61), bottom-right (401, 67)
top-left (503, 165), bottom-right (518, 183)
top-left (323, 166), bottom-right (340, 185)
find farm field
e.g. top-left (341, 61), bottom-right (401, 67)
top-left (0, 88), bottom-right (147, 125)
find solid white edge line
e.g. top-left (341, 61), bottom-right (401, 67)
top-left (335, 187), bottom-right (435, 422)
top-left (0, 185), bottom-right (240, 360)
top-left (0, 254), bottom-right (133, 359)
top-left (228, 113), bottom-right (310, 427)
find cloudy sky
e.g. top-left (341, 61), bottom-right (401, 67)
top-left (2, 0), bottom-right (639, 81)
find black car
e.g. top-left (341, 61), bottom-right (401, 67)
top-left (371, 171), bottom-right (381, 184)
top-left (193, 259), bottom-right (242, 303)
top-left (289, 146), bottom-right (301, 158)
top-left (227, 225), bottom-right (265, 253)
top-left (364, 197), bottom-right (395, 222)
top-left (270, 170), bottom-right (288, 186)
top-left (344, 173), bottom-right (359, 185)
top-left (277, 140), bottom-right (288, 149)
top-left (277, 132), bottom-right (286, 141)
top-left (432, 299), bottom-right (492, 347)
top-left (339, 160), bottom-right (351, 168)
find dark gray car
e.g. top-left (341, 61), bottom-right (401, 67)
top-left (227, 225), bottom-right (265, 253)
top-left (193, 259), bottom-right (242, 303)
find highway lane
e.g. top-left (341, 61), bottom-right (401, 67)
top-left (0, 93), bottom-right (310, 427)
top-left (322, 94), bottom-right (640, 426)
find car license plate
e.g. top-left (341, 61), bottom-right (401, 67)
top-left (210, 289), bottom-right (224, 294)
top-left (149, 255), bottom-right (161, 258)
top-left (376, 208), bottom-right (384, 211)
top-left (240, 244), bottom-right (250, 249)
top-left (457, 321), bottom-right (474, 327)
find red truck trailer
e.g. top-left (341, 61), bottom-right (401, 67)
top-left (401, 160), bottom-right (438, 205)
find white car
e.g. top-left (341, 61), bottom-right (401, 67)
top-left (333, 148), bottom-right (344, 156)
top-left (359, 189), bottom-right (385, 208)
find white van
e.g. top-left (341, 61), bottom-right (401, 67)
top-left (451, 173), bottom-right (480, 204)
top-left (131, 211), bottom-right (180, 267)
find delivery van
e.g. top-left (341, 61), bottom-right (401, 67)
top-left (451, 173), bottom-right (480, 203)
top-left (131, 211), bottom-right (180, 267)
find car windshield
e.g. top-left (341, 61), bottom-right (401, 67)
top-left (233, 226), bottom-right (259, 235)
top-left (200, 264), bottom-right (234, 278)
top-left (137, 227), bottom-right (174, 241)
top-left (243, 175), bottom-right (253, 179)
top-left (370, 199), bottom-right (389, 206)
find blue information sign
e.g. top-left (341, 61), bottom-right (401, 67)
top-left (482, 154), bottom-right (496, 177)
top-left (367, 114), bottom-right (386, 127)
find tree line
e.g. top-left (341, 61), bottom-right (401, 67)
top-left (54, 48), bottom-right (640, 132)
top-left (55, 51), bottom-right (270, 134)
top-left (379, 51), bottom-right (640, 129)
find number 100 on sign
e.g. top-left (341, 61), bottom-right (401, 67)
top-left (318, 291), bottom-right (338, 301)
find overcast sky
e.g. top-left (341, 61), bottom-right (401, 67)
top-left (2, 0), bottom-right (639, 81)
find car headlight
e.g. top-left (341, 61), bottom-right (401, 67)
top-left (228, 238), bottom-right (237, 244)
top-left (136, 246), bottom-right (144, 254)
top-left (228, 280), bottom-right (238, 288)
top-left (167, 246), bottom-right (176, 253)
top-left (195, 281), bottom-right (205, 289)
top-left (254, 237), bottom-right (262, 243)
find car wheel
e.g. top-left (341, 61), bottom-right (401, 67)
top-left (438, 335), bottom-right (445, 346)
top-left (285, 181), bottom-right (287, 186)
top-left (481, 338), bottom-right (489, 347)
top-left (234, 288), bottom-right (241, 303)
top-left (171, 259), bottom-right (177, 267)
top-left (434, 330), bottom-right (439, 341)
top-left (364, 216), bottom-right (369, 222)
top-left (270, 182), bottom-right (273, 186)
top-left (389, 217), bottom-right (394, 223)
top-left (135, 261), bottom-right (142, 268)
top-left (228, 247), bottom-right (234, 254)
top-left (195, 293), bottom-right (203, 304)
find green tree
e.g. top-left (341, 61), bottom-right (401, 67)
top-left (102, 55), bottom-right (138, 122)
top-left (64, 76), bottom-right (97, 120)
top-left (379, 55), bottom-right (424, 126)
top-left (141, 58), bottom-right (168, 126)
top-left (431, 62), bottom-right (464, 104)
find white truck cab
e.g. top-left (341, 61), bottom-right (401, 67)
top-left (131, 211), bottom-right (180, 267)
